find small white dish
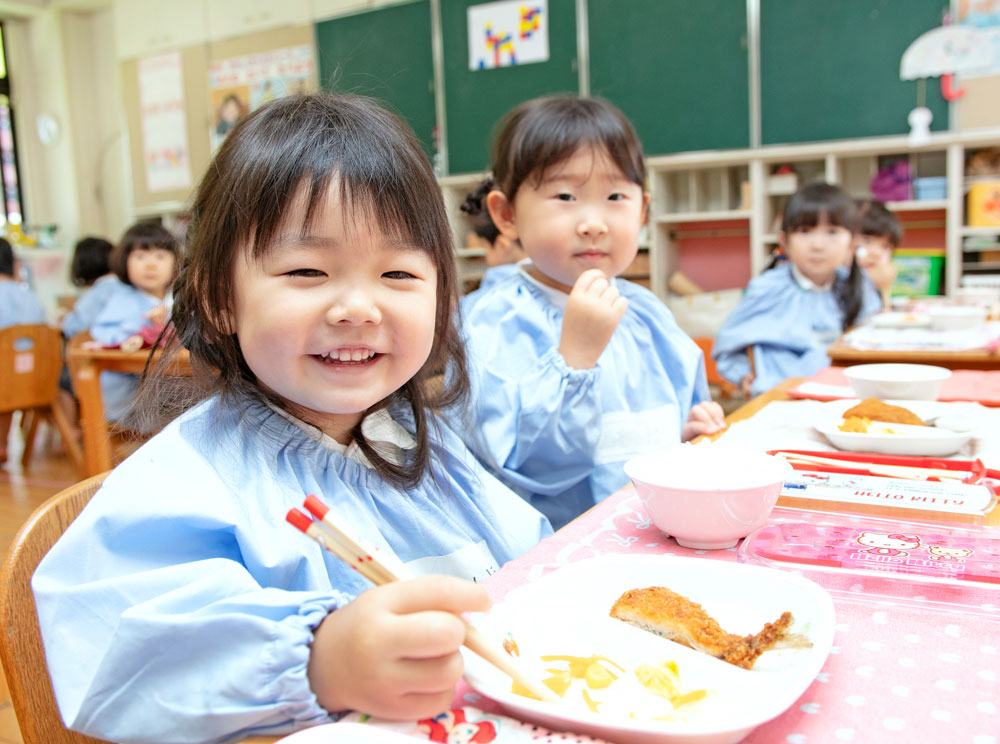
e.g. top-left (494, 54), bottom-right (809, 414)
top-left (844, 363), bottom-right (951, 401)
top-left (814, 399), bottom-right (974, 457)
top-left (928, 305), bottom-right (987, 331)
top-left (869, 311), bottom-right (931, 329)
top-left (464, 555), bottom-right (835, 744)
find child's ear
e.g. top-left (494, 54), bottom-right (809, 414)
top-left (641, 192), bottom-right (651, 224)
top-left (486, 190), bottom-right (519, 240)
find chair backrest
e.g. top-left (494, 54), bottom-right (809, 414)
top-left (692, 336), bottom-right (737, 397)
top-left (0, 473), bottom-right (110, 744)
top-left (0, 324), bottom-right (63, 414)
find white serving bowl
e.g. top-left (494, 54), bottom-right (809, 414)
top-left (625, 444), bottom-right (792, 550)
top-left (844, 363), bottom-right (951, 401)
top-left (928, 305), bottom-right (987, 331)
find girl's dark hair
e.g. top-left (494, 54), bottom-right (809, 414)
top-left (490, 95), bottom-right (646, 198)
top-left (460, 177), bottom-right (500, 244)
top-left (70, 236), bottom-right (114, 287)
top-left (780, 181), bottom-right (864, 330)
top-left (0, 238), bottom-right (13, 277)
top-left (143, 92), bottom-right (468, 489)
top-left (856, 199), bottom-right (902, 247)
top-left (111, 222), bottom-right (181, 286)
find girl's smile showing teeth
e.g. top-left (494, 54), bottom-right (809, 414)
top-left (317, 348), bottom-right (379, 364)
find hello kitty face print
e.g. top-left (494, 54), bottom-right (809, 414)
top-left (856, 532), bottom-right (921, 557)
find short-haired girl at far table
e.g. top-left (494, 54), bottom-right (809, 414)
top-left (712, 181), bottom-right (882, 399)
top-left (33, 93), bottom-right (551, 744)
top-left (461, 95), bottom-right (726, 530)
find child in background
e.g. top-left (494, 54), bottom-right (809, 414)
top-left (0, 237), bottom-right (46, 464)
top-left (855, 198), bottom-right (901, 307)
top-left (461, 95), bottom-right (725, 530)
top-left (458, 177), bottom-right (526, 311)
top-left (57, 236), bottom-right (120, 437)
top-left (713, 181), bottom-right (881, 398)
top-left (89, 222), bottom-right (179, 423)
top-left (33, 93), bottom-right (550, 743)
top-left (60, 236), bottom-right (119, 338)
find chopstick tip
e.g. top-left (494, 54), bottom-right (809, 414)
top-left (303, 494), bottom-right (331, 520)
top-left (286, 508), bottom-right (314, 534)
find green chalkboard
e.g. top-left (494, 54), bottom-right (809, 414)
top-left (315, 2), bottom-right (437, 158)
top-left (761, 0), bottom-right (949, 145)
top-left (588, 0), bottom-right (750, 156)
top-left (441, 0), bottom-right (579, 175)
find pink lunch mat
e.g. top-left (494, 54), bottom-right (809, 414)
top-left (788, 367), bottom-right (1000, 406)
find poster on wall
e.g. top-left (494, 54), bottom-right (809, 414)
top-left (958, 0), bottom-right (1000, 77)
top-left (467, 0), bottom-right (548, 70)
top-left (138, 51), bottom-right (191, 192)
top-left (208, 45), bottom-right (315, 150)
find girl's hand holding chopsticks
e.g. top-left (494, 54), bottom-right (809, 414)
top-left (307, 574), bottom-right (491, 719)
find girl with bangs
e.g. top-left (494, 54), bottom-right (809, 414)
top-left (713, 181), bottom-right (881, 398)
top-left (462, 95), bottom-right (725, 530)
top-left (33, 93), bottom-right (550, 743)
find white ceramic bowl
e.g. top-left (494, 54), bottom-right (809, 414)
top-left (625, 444), bottom-right (792, 550)
top-left (928, 305), bottom-right (987, 331)
top-left (844, 363), bottom-right (951, 401)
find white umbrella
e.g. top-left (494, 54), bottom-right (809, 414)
top-left (900, 25), bottom-right (993, 80)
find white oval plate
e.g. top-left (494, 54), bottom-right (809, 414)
top-left (814, 400), bottom-right (973, 457)
top-left (463, 554), bottom-right (835, 744)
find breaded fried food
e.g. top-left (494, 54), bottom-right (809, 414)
top-left (842, 398), bottom-right (925, 426)
top-left (609, 586), bottom-right (811, 670)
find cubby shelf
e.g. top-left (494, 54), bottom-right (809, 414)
top-left (440, 127), bottom-right (1000, 300)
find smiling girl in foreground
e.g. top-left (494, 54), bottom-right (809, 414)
top-left (33, 93), bottom-right (550, 744)
top-left (461, 95), bottom-right (725, 530)
top-left (712, 181), bottom-right (881, 398)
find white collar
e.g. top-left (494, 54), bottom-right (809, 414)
top-left (790, 263), bottom-right (834, 292)
top-left (268, 404), bottom-right (415, 467)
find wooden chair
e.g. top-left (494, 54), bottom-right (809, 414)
top-left (0, 473), bottom-right (110, 744)
top-left (0, 324), bottom-right (83, 472)
top-left (692, 336), bottom-right (738, 398)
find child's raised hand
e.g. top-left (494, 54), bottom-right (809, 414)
top-left (681, 400), bottom-right (727, 442)
top-left (307, 575), bottom-right (490, 720)
top-left (558, 269), bottom-right (628, 369)
top-left (145, 305), bottom-right (168, 326)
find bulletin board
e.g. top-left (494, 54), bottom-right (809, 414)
top-left (587, 0), bottom-right (750, 156)
top-left (314, 2), bottom-right (437, 159)
top-left (441, 0), bottom-right (579, 175)
top-left (121, 45), bottom-right (211, 213)
top-left (760, 0), bottom-right (949, 145)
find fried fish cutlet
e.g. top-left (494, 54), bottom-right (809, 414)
top-left (609, 586), bottom-right (811, 670)
top-left (842, 398), bottom-right (925, 426)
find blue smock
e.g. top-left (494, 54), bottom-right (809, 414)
top-left (461, 266), bottom-right (709, 530)
top-left (89, 283), bottom-right (171, 422)
top-left (0, 279), bottom-right (46, 328)
top-left (459, 263), bottom-right (520, 314)
top-left (712, 263), bottom-right (881, 397)
top-left (60, 274), bottom-right (122, 338)
top-left (32, 394), bottom-right (551, 744)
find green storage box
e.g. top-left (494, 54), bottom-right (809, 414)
top-left (890, 248), bottom-right (945, 297)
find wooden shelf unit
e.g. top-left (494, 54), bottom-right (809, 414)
top-left (439, 127), bottom-right (1000, 300)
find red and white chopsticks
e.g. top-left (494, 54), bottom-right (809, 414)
top-left (286, 494), bottom-right (557, 703)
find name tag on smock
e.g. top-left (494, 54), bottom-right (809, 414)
top-left (405, 540), bottom-right (500, 583)
top-left (594, 405), bottom-right (678, 466)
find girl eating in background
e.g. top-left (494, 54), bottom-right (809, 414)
top-left (32, 93), bottom-right (549, 744)
top-left (89, 222), bottom-right (179, 423)
top-left (713, 181), bottom-right (881, 398)
top-left (461, 95), bottom-right (725, 530)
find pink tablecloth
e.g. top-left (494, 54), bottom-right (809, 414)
top-left (788, 366), bottom-right (1000, 406)
top-left (456, 487), bottom-right (1000, 744)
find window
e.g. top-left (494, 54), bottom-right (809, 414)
top-left (0, 23), bottom-right (24, 227)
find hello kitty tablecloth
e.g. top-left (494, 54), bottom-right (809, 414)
top-left (456, 487), bottom-right (1000, 744)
